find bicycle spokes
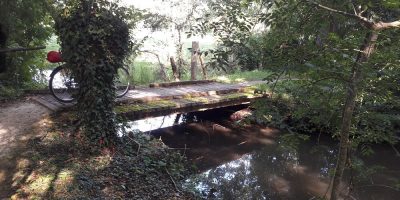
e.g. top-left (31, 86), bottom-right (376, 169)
top-left (49, 67), bottom-right (77, 103)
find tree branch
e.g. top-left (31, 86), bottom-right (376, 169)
top-left (350, 2), bottom-right (357, 15)
top-left (0, 46), bottom-right (45, 53)
top-left (308, 1), bottom-right (400, 31)
top-left (359, 7), bottom-right (368, 16)
top-left (308, 1), bottom-right (373, 28)
top-left (139, 50), bottom-right (169, 81)
top-left (373, 20), bottom-right (400, 30)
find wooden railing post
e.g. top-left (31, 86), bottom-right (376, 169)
top-left (190, 41), bottom-right (199, 80)
top-left (199, 52), bottom-right (207, 80)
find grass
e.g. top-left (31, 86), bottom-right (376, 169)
top-left (126, 58), bottom-right (273, 86)
top-left (127, 61), bottom-right (161, 86)
top-left (212, 69), bottom-right (273, 83)
top-left (126, 61), bottom-right (195, 86)
top-left (128, 61), bottom-right (180, 83)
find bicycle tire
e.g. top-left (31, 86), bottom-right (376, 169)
top-left (49, 65), bottom-right (130, 103)
top-left (115, 67), bottom-right (130, 98)
top-left (49, 65), bottom-right (76, 103)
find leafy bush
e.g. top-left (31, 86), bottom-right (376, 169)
top-left (0, 85), bottom-right (23, 100)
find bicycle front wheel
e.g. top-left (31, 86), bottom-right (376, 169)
top-left (49, 65), bottom-right (77, 103)
top-left (115, 67), bottom-right (130, 98)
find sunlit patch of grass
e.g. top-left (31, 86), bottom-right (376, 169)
top-left (18, 168), bottom-right (75, 199)
top-left (12, 159), bottom-right (31, 187)
top-left (16, 159), bottom-right (31, 170)
top-left (26, 173), bottom-right (54, 197)
top-left (12, 171), bottom-right (26, 187)
top-left (212, 70), bottom-right (272, 83)
top-left (214, 75), bottom-right (247, 83)
top-left (53, 169), bottom-right (74, 197)
top-left (214, 75), bottom-right (231, 83)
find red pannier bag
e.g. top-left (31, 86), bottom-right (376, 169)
top-left (46, 51), bottom-right (63, 63)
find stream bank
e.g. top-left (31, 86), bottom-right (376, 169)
top-left (144, 106), bottom-right (400, 200)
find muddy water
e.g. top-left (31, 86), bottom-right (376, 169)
top-left (128, 107), bottom-right (400, 200)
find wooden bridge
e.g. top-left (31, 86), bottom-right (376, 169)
top-left (32, 80), bottom-right (269, 120)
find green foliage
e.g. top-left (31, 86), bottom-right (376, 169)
top-left (236, 0), bottom-right (400, 147)
top-left (251, 94), bottom-right (293, 129)
top-left (0, 0), bottom-right (54, 88)
top-left (55, 0), bottom-right (133, 146)
top-left (127, 61), bottom-right (157, 85)
top-left (352, 157), bottom-right (386, 182)
top-left (190, 0), bottom-right (265, 72)
top-left (0, 85), bottom-right (23, 101)
top-left (278, 132), bottom-right (310, 152)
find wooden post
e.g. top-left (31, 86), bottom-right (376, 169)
top-left (190, 41), bottom-right (199, 80)
top-left (199, 53), bottom-right (207, 80)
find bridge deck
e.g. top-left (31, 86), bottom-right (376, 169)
top-left (32, 81), bottom-right (269, 120)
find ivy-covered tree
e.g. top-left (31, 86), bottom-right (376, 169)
top-left (55, 0), bottom-right (132, 146)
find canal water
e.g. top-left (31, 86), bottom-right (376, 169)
top-left (127, 106), bottom-right (400, 200)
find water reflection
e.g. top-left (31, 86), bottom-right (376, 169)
top-left (126, 114), bottom-right (182, 133)
top-left (183, 139), bottom-right (338, 200)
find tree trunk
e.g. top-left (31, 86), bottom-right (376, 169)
top-left (0, 23), bottom-right (8, 73)
top-left (177, 29), bottom-right (183, 80)
top-left (159, 63), bottom-right (168, 82)
top-left (170, 56), bottom-right (180, 81)
top-left (330, 31), bottom-right (378, 200)
top-left (199, 53), bottom-right (207, 80)
top-left (190, 41), bottom-right (199, 80)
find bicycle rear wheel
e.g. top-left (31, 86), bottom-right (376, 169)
top-left (49, 65), bottom-right (77, 103)
top-left (115, 67), bottom-right (130, 98)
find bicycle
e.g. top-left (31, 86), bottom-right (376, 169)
top-left (47, 51), bottom-right (131, 103)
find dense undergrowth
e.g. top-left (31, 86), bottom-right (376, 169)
top-left (249, 79), bottom-right (400, 155)
top-left (11, 111), bottom-right (196, 199)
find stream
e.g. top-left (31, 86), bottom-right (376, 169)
top-left (127, 106), bottom-right (400, 200)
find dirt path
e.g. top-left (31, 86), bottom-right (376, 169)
top-left (0, 99), bottom-right (50, 198)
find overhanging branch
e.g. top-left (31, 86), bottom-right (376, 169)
top-left (307, 1), bottom-right (400, 31)
top-left (307, 1), bottom-right (373, 28)
top-left (0, 46), bottom-right (46, 53)
top-left (373, 20), bottom-right (400, 30)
